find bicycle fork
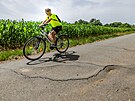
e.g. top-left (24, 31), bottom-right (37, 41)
top-left (34, 38), bottom-right (41, 50)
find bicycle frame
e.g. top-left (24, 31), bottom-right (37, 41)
top-left (40, 28), bottom-right (53, 44)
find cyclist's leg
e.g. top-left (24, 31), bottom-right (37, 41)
top-left (48, 30), bottom-right (56, 43)
top-left (48, 26), bottom-right (62, 44)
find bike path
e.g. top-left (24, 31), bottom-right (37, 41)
top-left (1, 33), bottom-right (135, 101)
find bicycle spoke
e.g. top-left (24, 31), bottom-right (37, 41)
top-left (56, 35), bottom-right (69, 53)
top-left (23, 37), bottom-right (46, 60)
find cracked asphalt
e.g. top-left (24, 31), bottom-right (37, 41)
top-left (1, 34), bottom-right (135, 101)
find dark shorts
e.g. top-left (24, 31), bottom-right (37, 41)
top-left (52, 26), bottom-right (62, 34)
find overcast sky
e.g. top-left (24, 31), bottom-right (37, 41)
top-left (0, 0), bottom-right (135, 24)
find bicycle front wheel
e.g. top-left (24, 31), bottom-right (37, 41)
top-left (23, 36), bottom-right (46, 60)
top-left (56, 35), bottom-right (69, 53)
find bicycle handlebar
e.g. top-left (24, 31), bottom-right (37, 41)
top-left (39, 24), bottom-right (48, 27)
top-left (39, 24), bottom-right (48, 30)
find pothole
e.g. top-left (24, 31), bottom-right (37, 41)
top-left (13, 63), bottom-right (135, 81)
top-left (13, 62), bottom-right (103, 80)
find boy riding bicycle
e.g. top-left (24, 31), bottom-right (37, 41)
top-left (39, 8), bottom-right (62, 49)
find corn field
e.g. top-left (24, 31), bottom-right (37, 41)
top-left (0, 19), bottom-right (135, 50)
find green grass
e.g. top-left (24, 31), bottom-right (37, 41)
top-left (0, 49), bottom-right (23, 61)
top-left (0, 31), bottom-right (134, 61)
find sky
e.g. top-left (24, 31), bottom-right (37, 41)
top-left (0, 0), bottom-right (135, 24)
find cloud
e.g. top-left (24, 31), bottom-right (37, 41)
top-left (72, 0), bottom-right (99, 7)
top-left (0, 0), bottom-right (48, 20)
top-left (0, 0), bottom-right (135, 24)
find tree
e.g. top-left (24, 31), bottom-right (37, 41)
top-left (109, 22), bottom-right (122, 27)
top-left (90, 18), bottom-right (96, 23)
top-left (104, 22), bottom-right (132, 28)
top-left (132, 24), bottom-right (135, 28)
top-left (104, 24), bottom-right (109, 27)
top-left (89, 18), bottom-right (102, 26)
top-left (75, 19), bottom-right (89, 24)
top-left (119, 23), bottom-right (131, 28)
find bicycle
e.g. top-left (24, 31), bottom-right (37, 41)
top-left (23, 24), bottom-right (69, 60)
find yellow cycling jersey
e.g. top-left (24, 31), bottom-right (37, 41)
top-left (46, 14), bottom-right (62, 28)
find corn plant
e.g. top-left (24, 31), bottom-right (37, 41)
top-left (0, 19), bottom-right (135, 50)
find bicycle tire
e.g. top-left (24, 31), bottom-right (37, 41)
top-left (23, 36), bottom-right (46, 60)
top-left (56, 35), bottom-right (69, 53)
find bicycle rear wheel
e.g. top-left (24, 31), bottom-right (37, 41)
top-left (56, 35), bottom-right (69, 53)
top-left (23, 36), bottom-right (46, 60)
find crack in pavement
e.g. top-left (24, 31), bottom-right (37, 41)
top-left (0, 61), bottom-right (128, 82)
top-left (9, 65), bottom-right (121, 82)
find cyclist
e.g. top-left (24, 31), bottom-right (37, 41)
top-left (39, 8), bottom-right (62, 49)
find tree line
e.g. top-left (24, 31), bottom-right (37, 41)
top-left (73, 18), bottom-right (135, 28)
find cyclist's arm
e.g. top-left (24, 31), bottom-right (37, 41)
top-left (42, 20), bottom-right (47, 24)
top-left (39, 20), bottom-right (47, 26)
top-left (45, 18), bottom-right (52, 24)
top-left (39, 18), bottom-right (52, 26)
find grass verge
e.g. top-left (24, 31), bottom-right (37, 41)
top-left (0, 31), bottom-right (135, 61)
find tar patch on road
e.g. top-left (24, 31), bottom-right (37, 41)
top-left (12, 62), bottom-right (104, 81)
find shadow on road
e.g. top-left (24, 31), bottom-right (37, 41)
top-left (27, 51), bottom-right (80, 65)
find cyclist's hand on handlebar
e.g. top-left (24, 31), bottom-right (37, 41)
top-left (43, 23), bottom-right (48, 26)
top-left (39, 23), bottom-right (48, 27)
top-left (39, 24), bottom-right (44, 27)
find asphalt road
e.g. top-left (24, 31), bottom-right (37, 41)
top-left (1, 34), bottom-right (135, 101)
